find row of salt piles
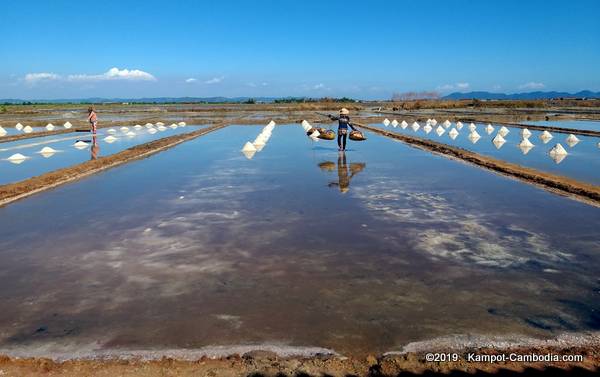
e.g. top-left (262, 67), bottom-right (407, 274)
top-left (242, 120), bottom-right (276, 159)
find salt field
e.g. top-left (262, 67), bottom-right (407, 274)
top-left (375, 121), bottom-right (600, 185)
top-left (524, 120), bottom-right (600, 131)
top-left (0, 124), bottom-right (598, 357)
top-left (0, 125), bottom-right (203, 185)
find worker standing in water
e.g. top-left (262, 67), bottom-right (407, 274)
top-left (87, 106), bottom-right (98, 135)
top-left (329, 108), bottom-right (356, 151)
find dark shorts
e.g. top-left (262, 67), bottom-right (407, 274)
top-left (338, 128), bottom-right (348, 135)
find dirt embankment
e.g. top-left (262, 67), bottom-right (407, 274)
top-left (0, 124), bottom-right (227, 207)
top-left (355, 124), bottom-right (600, 207)
top-left (0, 345), bottom-right (598, 376)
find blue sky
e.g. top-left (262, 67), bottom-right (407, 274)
top-left (1, 0), bottom-right (599, 99)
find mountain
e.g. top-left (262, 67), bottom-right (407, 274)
top-left (442, 91), bottom-right (600, 100)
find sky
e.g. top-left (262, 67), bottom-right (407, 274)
top-left (0, 0), bottom-right (599, 100)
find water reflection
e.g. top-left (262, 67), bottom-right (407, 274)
top-left (91, 135), bottom-right (100, 160)
top-left (319, 152), bottom-right (366, 193)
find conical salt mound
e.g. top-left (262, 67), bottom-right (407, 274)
top-left (107, 128), bottom-right (117, 134)
top-left (104, 135), bottom-right (117, 143)
top-left (426, 118), bottom-right (432, 125)
top-left (521, 128), bottom-right (532, 138)
top-left (15, 123), bottom-right (23, 131)
top-left (401, 120), bottom-right (408, 128)
top-left (145, 123), bottom-right (153, 127)
top-left (134, 125), bottom-right (143, 130)
top-left (492, 134), bottom-right (506, 149)
top-left (443, 120), bottom-right (451, 127)
top-left (485, 124), bottom-right (494, 134)
top-left (455, 122), bottom-right (463, 130)
top-left (411, 122), bottom-right (420, 132)
top-left (468, 131), bottom-right (481, 144)
top-left (242, 150), bottom-right (256, 160)
top-left (565, 134), bottom-right (580, 147)
top-left (242, 141), bottom-right (257, 152)
top-left (539, 130), bottom-right (553, 144)
top-left (549, 143), bottom-right (568, 156)
top-left (46, 123), bottom-right (55, 131)
top-left (7, 153), bottom-right (28, 164)
top-left (382, 118), bottom-right (390, 126)
top-left (126, 131), bottom-right (136, 137)
top-left (39, 146), bottom-right (58, 158)
top-left (435, 126), bottom-right (445, 136)
top-left (498, 126), bottom-right (509, 137)
top-left (310, 130), bottom-right (321, 138)
top-left (423, 124), bottom-right (433, 134)
top-left (156, 122), bottom-right (165, 126)
top-left (551, 153), bottom-right (567, 164)
top-left (301, 120), bottom-right (310, 128)
top-left (519, 144), bottom-right (533, 155)
top-left (120, 126), bottom-right (129, 132)
top-left (63, 121), bottom-right (72, 129)
top-left (519, 138), bottom-right (534, 148)
top-left (157, 125), bottom-right (167, 131)
top-left (170, 123), bottom-right (178, 129)
top-left (391, 119), bottom-right (399, 127)
top-left (23, 126), bottom-right (33, 133)
top-left (253, 137), bottom-right (266, 147)
top-left (178, 122), bottom-right (186, 126)
top-left (468, 123), bottom-right (476, 132)
top-left (0, 126), bottom-right (6, 136)
top-left (431, 119), bottom-right (437, 125)
top-left (267, 120), bottom-right (276, 127)
top-left (448, 128), bottom-right (459, 139)
top-left (73, 141), bottom-right (88, 148)
top-left (597, 142), bottom-right (600, 149)
top-left (148, 128), bottom-right (157, 134)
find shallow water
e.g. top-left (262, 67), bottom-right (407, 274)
top-left (0, 126), bottom-right (46, 137)
top-left (0, 126), bottom-right (202, 185)
top-left (524, 120), bottom-right (600, 131)
top-left (0, 125), bottom-right (598, 357)
top-left (374, 122), bottom-right (600, 185)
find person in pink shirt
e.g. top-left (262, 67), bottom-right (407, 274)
top-left (87, 106), bottom-right (98, 134)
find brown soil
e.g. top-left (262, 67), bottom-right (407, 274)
top-left (0, 124), bottom-right (226, 207)
top-left (356, 123), bottom-right (600, 207)
top-left (0, 344), bottom-right (598, 376)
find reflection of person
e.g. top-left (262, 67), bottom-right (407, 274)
top-left (325, 152), bottom-right (366, 193)
top-left (87, 106), bottom-right (98, 134)
top-left (328, 108), bottom-right (357, 151)
top-left (91, 135), bottom-right (100, 160)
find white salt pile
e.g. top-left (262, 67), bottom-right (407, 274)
top-left (423, 124), bottom-right (433, 134)
top-left (144, 123), bottom-right (153, 128)
top-left (38, 146), bottom-right (58, 158)
top-left (73, 141), bottom-right (88, 149)
top-left (519, 138), bottom-right (534, 148)
top-left (178, 122), bottom-right (186, 127)
top-left (63, 121), bottom-right (72, 129)
top-left (23, 126), bottom-right (33, 133)
top-left (242, 141), bottom-right (257, 152)
top-left (301, 120), bottom-right (311, 129)
top-left (411, 122), bottom-right (420, 132)
top-left (435, 126), bottom-right (445, 136)
top-left (539, 130), bottom-right (553, 143)
top-left (126, 131), bottom-right (136, 137)
top-left (400, 120), bottom-right (408, 128)
top-left (519, 144), bottom-right (533, 155)
top-left (498, 126), bottom-right (510, 137)
top-left (521, 128), bottom-right (532, 138)
top-left (492, 134), bottom-right (506, 149)
top-left (7, 153), bottom-right (28, 164)
top-left (431, 119), bottom-right (438, 126)
top-left (107, 128), bottom-right (117, 134)
top-left (120, 126), bottom-right (129, 132)
top-left (468, 123), bottom-right (477, 132)
top-left (382, 118), bottom-right (390, 126)
top-left (46, 123), bottom-right (55, 131)
top-left (456, 121), bottom-right (463, 129)
top-left (549, 143), bottom-right (568, 156)
top-left (468, 131), bottom-right (481, 144)
top-left (267, 120), bottom-right (276, 127)
top-left (242, 150), bottom-right (256, 160)
top-left (148, 128), bottom-right (157, 134)
top-left (485, 124), bottom-right (495, 134)
top-left (134, 125), bottom-right (143, 130)
top-left (157, 125), bottom-right (167, 131)
top-left (15, 123), bottom-right (24, 131)
top-left (156, 122), bottom-right (165, 127)
top-left (448, 128), bottom-right (459, 140)
top-left (391, 119), bottom-right (399, 127)
top-left (426, 118), bottom-right (432, 125)
top-left (104, 135), bottom-right (117, 143)
top-left (170, 123), bottom-right (178, 129)
top-left (565, 134), bottom-right (580, 147)
top-left (443, 120), bottom-right (451, 127)
top-left (0, 126), bottom-right (6, 136)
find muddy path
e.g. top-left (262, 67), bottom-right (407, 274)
top-left (0, 123), bottom-right (227, 207)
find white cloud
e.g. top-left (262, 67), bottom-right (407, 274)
top-left (247, 82), bottom-right (268, 87)
top-left (67, 67), bottom-right (156, 82)
top-left (185, 78), bottom-right (197, 83)
top-left (204, 76), bottom-right (224, 84)
top-left (437, 82), bottom-right (470, 92)
top-left (313, 83), bottom-right (325, 90)
top-left (519, 82), bottom-right (545, 90)
top-left (24, 72), bottom-right (61, 83)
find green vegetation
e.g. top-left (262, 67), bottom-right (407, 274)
top-left (274, 97), bottom-right (357, 104)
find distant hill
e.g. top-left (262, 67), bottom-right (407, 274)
top-left (442, 90), bottom-right (600, 100)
